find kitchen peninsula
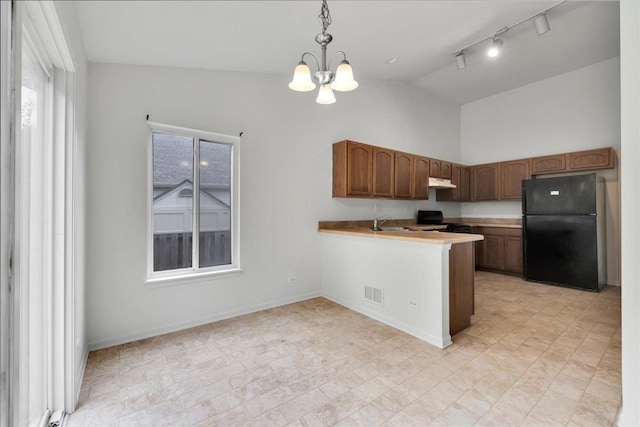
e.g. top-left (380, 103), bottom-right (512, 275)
top-left (318, 221), bottom-right (483, 349)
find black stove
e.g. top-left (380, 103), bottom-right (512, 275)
top-left (417, 210), bottom-right (472, 234)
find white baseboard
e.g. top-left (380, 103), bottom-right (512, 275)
top-left (322, 292), bottom-right (451, 349)
top-left (88, 292), bottom-right (321, 351)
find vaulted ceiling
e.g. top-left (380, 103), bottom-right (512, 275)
top-left (74, 1), bottom-right (620, 104)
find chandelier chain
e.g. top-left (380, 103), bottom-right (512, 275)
top-left (318, 0), bottom-right (332, 33)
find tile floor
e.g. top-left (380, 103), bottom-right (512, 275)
top-left (68, 272), bottom-right (622, 426)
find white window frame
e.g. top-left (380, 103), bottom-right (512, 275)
top-left (146, 122), bottom-right (241, 285)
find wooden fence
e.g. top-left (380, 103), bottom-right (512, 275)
top-left (153, 230), bottom-right (231, 271)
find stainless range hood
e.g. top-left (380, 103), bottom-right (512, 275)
top-left (428, 177), bottom-right (456, 189)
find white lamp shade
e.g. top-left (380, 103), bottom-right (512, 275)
top-left (288, 61), bottom-right (316, 92)
top-left (487, 38), bottom-right (503, 57)
top-left (332, 61), bottom-right (359, 92)
top-left (316, 84), bottom-right (336, 104)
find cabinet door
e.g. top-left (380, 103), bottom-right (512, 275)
top-left (347, 142), bottom-right (373, 196)
top-left (503, 237), bottom-right (523, 273)
top-left (459, 166), bottom-right (471, 201)
top-left (412, 155), bottom-right (430, 200)
top-left (449, 163), bottom-right (460, 201)
top-left (471, 163), bottom-right (500, 201)
top-left (435, 163), bottom-right (458, 201)
top-left (449, 242), bottom-right (474, 336)
top-left (568, 147), bottom-right (614, 170)
top-left (441, 161), bottom-right (452, 180)
top-left (372, 147), bottom-right (394, 198)
top-left (530, 154), bottom-right (567, 174)
top-left (394, 152), bottom-right (413, 199)
top-left (501, 159), bottom-right (530, 200)
top-left (430, 159), bottom-right (442, 178)
top-left (475, 240), bottom-right (486, 268)
top-left (483, 236), bottom-right (504, 269)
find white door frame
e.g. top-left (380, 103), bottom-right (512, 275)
top-left (0, 1), bottom-right (15, 426)
top-left (6, 1), bottom-right (78, 425)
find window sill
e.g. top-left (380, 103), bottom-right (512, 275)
top-left (145, 268), bottom-right (243, 288)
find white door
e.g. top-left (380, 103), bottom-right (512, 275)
top-left (19, 19), bottom-right (54, 426)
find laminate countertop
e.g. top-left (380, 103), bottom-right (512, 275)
top-left (318, 227), bottom-right (484, 245)
top-left (466, 223), bottom-right (522, 229)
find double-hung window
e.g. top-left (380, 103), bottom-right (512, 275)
top-left (148, 122), bottom-right (240, 281)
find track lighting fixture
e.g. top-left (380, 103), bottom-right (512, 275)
top-left (455, 52), bottom-right (466, 70)
top-left (451, 0), bottom-right (565, 70)
top-left (487, 38), bottom-right (503, 58)
top-left (533, 13), bottom-right (551, 36)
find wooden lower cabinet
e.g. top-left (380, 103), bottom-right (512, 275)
top-left (482, 236), bottom-right (504, 270)
top-left (503, 237), bottom-right (523, 273)
top-left (449, 242), bottom-right (475, 336)
top-left (474, 226), bottom-right (523, 275)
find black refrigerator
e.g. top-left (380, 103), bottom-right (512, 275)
top-left (522, 173), bottom-right (606, 292)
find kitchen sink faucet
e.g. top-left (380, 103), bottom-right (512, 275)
top-left (372, 216), bottom-right (391, 231)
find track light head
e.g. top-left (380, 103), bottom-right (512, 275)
top-left (487, 38), bottom-right (503, 58)
top-left (533, 13), bottom-right (551, 36)
top-left (455, 52), bottom-right (466, 70)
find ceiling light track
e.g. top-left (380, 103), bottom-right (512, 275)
top-left (452, 0), bottom-right (566, 70)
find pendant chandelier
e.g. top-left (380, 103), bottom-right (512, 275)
top-left (288, 0), bottom-right (358, 104)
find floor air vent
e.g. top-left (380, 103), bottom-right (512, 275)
top-left (364, 285), bottom-right (384, 305)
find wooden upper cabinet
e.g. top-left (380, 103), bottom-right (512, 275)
top-left (412, 155), bottom-right (430, 200)
top-left (437, 163), bottom-right (460, 201)
top-left (530, 153), bottom-right (567, 174)
top-left (569, 147), bottom-right (614, 171)
top-left (450, 163), bottom-right (461, 201)
top-left (459, 166), bottom-right (471, 201)
top-left (372, 147), bottom-right (394, 198)
top-left (334, 141), bottom-right (615, 200)
top-left (394, 152), bottom-right (413, 199)
top-left (471, 163), bottom-right (500, 201)
top-left (500, 159), bottom-right (530, 200)
top-left (441, 161), bottom-right (452, 180)
top-left (333, 140), bottom-right (372, 197)
top-left (429, 159), bottom-right (442, 178)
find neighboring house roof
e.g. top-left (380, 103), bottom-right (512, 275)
top-left (154, 179), bottom-right (230, 208)
top-left (153, 132), bottom-right (231, 187)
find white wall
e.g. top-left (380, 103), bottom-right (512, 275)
top-left (52, 1), bottom-right (89, 410)
top-left (459, 58), bottom-right (621, 285)
top-left (321, 233), bottom-right (452, 349)
top-left (619, 1), bottom-right (640, 425)
top-left (86, 63), bottom-right (461, 349)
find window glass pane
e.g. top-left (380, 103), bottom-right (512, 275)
top-left (199, 140), bottom-right (232, 267)
top-left (153, 133), bottom-right (194, 271)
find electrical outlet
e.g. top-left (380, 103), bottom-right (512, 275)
top-left (287, 276), bottom-right (297, 284)
top-left (408, 299), bottom-right (419, 309)
top-left (375, 203), bottom-right (384, 213)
